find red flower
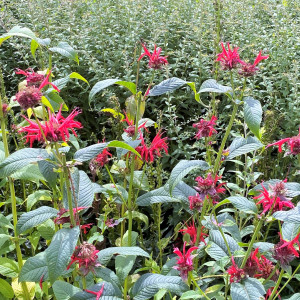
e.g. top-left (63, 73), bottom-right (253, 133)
top-left (256, 255), bottom-right (276, 280)
top-left (194, 173), bottom-right (226, 202)
top-left (85, 285), bottom-right (104, 300)
top-left (254, 184), bottom-right (294, 215)
top-left (67, 242), bottom-right (101, 276)
top-left (94, 149), bottom-right (112, 167)
top-left (238, 50), bottom-right (269, 77)
top-left (179, 221), bottom-right (207, 246)
top-left (2, 103), bottom-right (8, 116)
top-left (15, 70), bottom-right (60, 110)
top-left (136, 131), bottom-right (168, 163)
top-left (267, 128), bottom-right (300, 155)
top-left (216, 42), bottom-right (242, 70)
top-left (173, 242), bottom-right (198, 281)
top-left (19, 105), bottom-right (82, 147)
top-left (244, 248), bottom-right (261, 277)
top-left (138, 43), bottom-right (168, 69)
top-left (122, 111), bottom-right (147, 137)
top-left (192, 116), bottom-right (217, 140)
top-left (227, 256), bottom-right (246, 283)
top-left (54, 207), bottom-right (88, 225)
top-left (81, 223), bottom-right (93, 234)
top-left (16, 68), bottom-right (45, 87)
top-left (273, 233), bottom-right (300, 267)
top-left (188, 193), bottom-right (204, 211)
top-left (265, 287), bottom-right (281, 300)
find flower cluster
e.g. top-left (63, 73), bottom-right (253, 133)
top-left (188, 193), bottom-right (204, 211)
top-left (192, 116), bottom-right (217, 140)
top-left (179, 221), bottom-right (207, 246)
top-left (67, 242), bottom-right (101, 276)
top-left (15, 68), bottom-right (46, 87)
top-left (138, 43), bottom-right (168, 69)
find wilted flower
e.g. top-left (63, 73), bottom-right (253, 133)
top-left (269, 180), bottom-right (290, 202)
top-left (244, 248), bottom-right (261, 277)
top-left (54, 207), bottom-right (88, 225)
top-left (138, 43), bottom-right (168, 69)
top-left (194, 173), bottom-right (226, 202)
top-left (94, 149), bottom-right (112, 168)
top-left (192, 116), bottom-right (217, 140)
top-left (19, 106), bottom-right (82, 147)
top-left (188, 193), bottom-right (204, 211)
top-left (16, 68), bottom-right (46, 87)
top-left (256, 255), bottom-right (277, 280)
top-left (173, 242), bottom-right (198, 281)
top-left (67, 242), bottom-right (101, 276)
top-left (273, 233), bottom-right (300, 267)
top-left (136, 130), bottom-right (168, 163)
top-left (227, 256), bottom-right (246, 283)
top-left (85, 285), bottom-right (104, 300)
top-left (266, 128), bottom-right (300, 155)
top-left (216, 42), bottom-right (242, 70)
top-left (238, 50), bottom-right (269, 77)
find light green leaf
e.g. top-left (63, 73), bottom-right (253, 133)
top-left (69, 72), bottom-right (89, 84)
top-left (244, 97), bottom-right (262, 139)
top-left (0, 26), bottom-right (38, 46)
top-left (0, 278), bottom-right (14, 298)
top-left (53, 281), bottom-right (82, 300)
top-left (0, 257), bottom-right (19, 278)
top-left (227, 137), bottom-right (263, 160)
top-left (115, 81), bottom-right (137, 94)
top-left (49, 42), bottom-right (79, 64)
top-left (107, 140), bottom-right (141, 158)
top-left (26, 190), bottom-right (52, 211)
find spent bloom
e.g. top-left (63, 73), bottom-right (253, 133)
top-left (67, 242), bottom-right (101, 276)
top-left (54, 207), bottom-right (87, 225)
top-left (227, 256), bottom-right (246, 283)
top-left (19, 106), bottom-right (82, 147)
top-left (273, 233), bottom-right (300, 267)
top-left (238, 50), bottom-right (269, 77)
top-left (216, 42), bottom-right (242, 70)
top-left (192, 116), bottom-right (217, 140)
top-left (122, 111), bottom-right (147, 137)
top-left (138, 43), bottom-right (168, 69)
top-left (173, 242), bottom-right (198, 281)
top-left (16, 68), bottom-right (46, 87)
top-left (267, 127), bottom-right (300, 155)
top-left (188, 193), bottom-right (204, 211)
top-left (194, 173), bottom-right (226, 202)
top-left (244, 248), bottom-right (261, 277)
top-left (136, 130), bottom-right (168, 163)
top-left (94, 149), bottom-right (112, 168)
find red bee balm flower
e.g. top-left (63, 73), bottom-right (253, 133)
top-left (138, 44), bottom-right (168, 69)
top-left (67, 242), bottom-right (101, 276)
top-left (216, 42), bottom-right (242, 70)
top-left (16, 68), bottom-right (46, 87)
top-left (267, 128), bottom-right (300, 155)
top-left (193, 116), bottom-right (217, 140)
top-left (188, 193), bottom-right (204, 211)
top-left (173, 242), bottom-right (198, 281)
top-left (94, 149), bottom-right (112, 168)
top-left (19, 106), bottom-right (82, 147)
top-left (273, 233), bottom-right (300, 267)
top-left (227, 256), bottom-right (246, 283)
top-left (136, 131), bottom-right (168, 163)
top-left (179, 221), bottom-right (207, 246)
top-left (238, 50), bottom-right (269, 77)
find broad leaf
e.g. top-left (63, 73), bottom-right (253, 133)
top-left (69, 72), bottom-right (89, 84)
top-left (46, 227), bottom-right (80, 283)
top-left (94, 268), bottom-right (122, 296)
top-left (11, 164), bottom-right (45, 183)
top-left (0, 278), bottom-right (14, 298)
top-left (273, 205), bottom-right (300, 224)
top-left (107, 140), bottom-right (141, 158)
top-left (244, 97), bottom-right (262, 139)
top-left (0, 258), bottom-right (19, 278)
top-left (53, 281), bottom-right (82, 300)
top-left (38, 160), bottom-right (58, 188)
top-left (199, 79), bottom-right (232, 93)
top-left (227, 137), bottom-right (263, 160)
top-left (74, 143), bottom-right (107, 162)
top-left (17, 206), bottom-right (58, 234)
top-left (0, 26), bottom-right (38, 46)
top-left (26, 190), bottom-right (52, 211)
top-left (115, 255), bottom-right (136, 284)
top-left (89, 79), bottom-right (120, 103)
top-left (231, 278), bottom-right (265, 300)
top-left (282, 222), bottom-right (300, 241)
top-left (115, 81), bottom-right (137, 95)
top-left (148, 77), bottom-right (187, 96)
top-left (49, 42), bottom-right (79, 64)
top-left (227, 196), bottom-right (257, 214)
top-left (131, 274), bottom-right (188, 300)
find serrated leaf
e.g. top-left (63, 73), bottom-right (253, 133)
top-left (94, 268), bottom-right (122, 296)
top-left (244, 97), bottom-right (262, 139)
top-left (131, 274), bottom-right (188, 300)
top-left (0, 258), bottom-right (19, 278)
top-left (227, 137), bottom-right (263, 160)
top-left (168, 160), bottom-right (209, 194)
top-left (199, 79), bottom-right (232, 93)
top-left (49, 42), bottom-right (79, 64)
top-left (38, 160), bottom-right (58, 188)
top-left (226, 196), bottom-right (257, 214)
top-left (26, 190), bottom-right (52, 211)
top-left (97, 247), bottom-right (149, 266)
top-left (74, 143), bottom-right (108, 162)
top-left (282, 222), bottom-right (300, 241)
top-left (0, 148), bottom-right (50, 178)
top-left (53, 281), bottom-right (82, 300)
top-left (46, 227), bottom-right (80, 283)
top-left (17, 206), bottom-right (58, 234)
top-left (0, 26), bottom-right (38, 46)
top-left (89, 79), bottom-right (120, 103)
top-left (148, 77), bottom-right (187, 96)
top-left (231, 278), bottom-right (265, 300)
top-left (19, 252), bottom-right (48, 282)
top-left (273, 206), bottom-right (300, 224)
top-left (11, 164), bottom-right (45, 183)
top-left (37, 219), bottom-right (55, 240)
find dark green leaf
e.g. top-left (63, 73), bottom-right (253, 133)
top-left (244, 97), bottom-right (262, 139)
top-left (199, 79), bottom-right (232, 93)
top-left (148, 77), bottom-right (187, 96)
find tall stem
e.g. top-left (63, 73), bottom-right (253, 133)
top-left (268, 269), bottom-right (284, 300)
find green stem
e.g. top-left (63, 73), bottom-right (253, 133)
top-left (82, 276), bottom-right (87, 290)
top-left (123, 276), bottom-right (129, 300)
top-left (189, 272), bottom-right (210, 300)
top-left (268, 269), bottom-right (284, 300)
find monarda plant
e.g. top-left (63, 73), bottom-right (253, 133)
top-left (0, 26), bottom-right (299, 300)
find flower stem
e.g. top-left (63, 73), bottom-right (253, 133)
top-left (268, 269), bottom-right (284, 300)
top-left (189, 272), bottom-right (210, 300)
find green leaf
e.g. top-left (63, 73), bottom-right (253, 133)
top-left (199, 79), bottom-right (232, 93)
top-left (69, 72), bottom-right (89, 84)
top-left (0, 234), bottom-right (11, 249)
top-left (49, 42), bottom-right (79, 64)
top-left (19, 252), bottom-right (48, 282)
top-left (53, 281), bottom-right (82, 300)
top-left (17, 206), bottom-right (58, 234)
top-left (74, 142), bottom-right (107, 162)
top-left (89, 79), bottom-right (120, 103)
top-left (0, 26), bottom-right (38, 46)
top-left (0, 257), bottom-right (19, 278)
top-left (120, 230), bottom-right (138, 247)
top-left (285, 294), bottom-right (300, 300)
top-left (37, 219), bottom-right (55, 240)
top-left (180, 291), bottom-right (202, 299)
top-left (226, 196), bottom-right (257, 214)
top-left (38, 160), bottom-right (58, 188)
top-left (244, 97), bottom-right (262, 139)
top-left (231, 278), bottom-right (265, 300)
top-left (107, 140), bottom-right (141, 158)
top-left (168, 160), bottom-right (209, 194)
top-left (131, 274), bottom-right (188, 300)
top-left (115, 81), bottom-right (137, 94)
top-left (94, 268), bottom-right (122, 296)
top-left (44, 91), bottom-right (68, 111)
top-left (125, 171), bottom-right (149, 191)
top-left (186, 82), bottom-right (200, 102)
top-left (0, 148), bottom-right (50, 178)
top-left (30, 39), bottom-right (39, 60)
top-left (124, 211), bottom-right (149, 228)
top-left (97, 247), bottom-right (149, 266)
top-left (115, 255), bottom-right (136, 284)
top-left (0, 278), bottom-right (14, 298)
top-left (273, 206), bottom-right (300, 224)
top-left (282, 222), bottom-right (300, 241)
top-left (148, 77), bottom-right (187, 96)
top-left (45, 227), bottom-right (80, 283)
top-left (11, 164), bottom-right (45, 183)
top-left (26, 190), bottom-right (52, 211)
top-left (227, 137), bottom-right (263, 160)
